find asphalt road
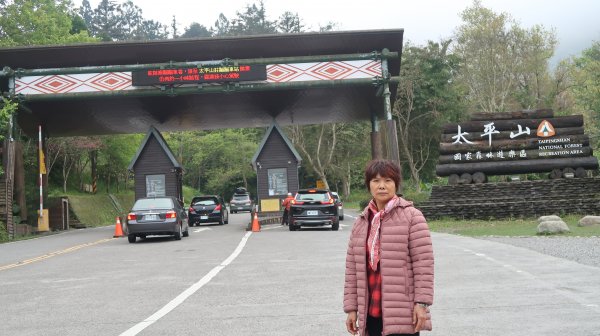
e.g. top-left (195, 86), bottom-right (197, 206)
top-left (1, 210), bottom-right (599, 336)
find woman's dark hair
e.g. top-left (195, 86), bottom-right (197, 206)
top-left (364, 159), bottom-right (401, 192)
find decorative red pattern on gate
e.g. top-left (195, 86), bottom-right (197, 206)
top-left (15, 61), bottom-right (382, 95)
top-left (87, 72), bottom-right (131, 91)
top-left (311, 62), bottom-right (353, 80)
top-left (267, 60), bottom-right (381, 83)
top-left (15, 72), bottom-right (133, 95)
top-left (35, 75), bottom-right (79, 94)
top-left (266, 64), bottom-right (304, 82)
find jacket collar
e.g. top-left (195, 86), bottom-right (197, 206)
top-left (359, 196), bottom-right (412, 219)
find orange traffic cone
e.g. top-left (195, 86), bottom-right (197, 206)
top-left (251, 212), bottom-right (261, 232)
top-left (113, 216), bottom-right (124, 238)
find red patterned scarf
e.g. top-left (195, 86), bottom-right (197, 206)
top-left (367, 195), bottom-right (400, 271)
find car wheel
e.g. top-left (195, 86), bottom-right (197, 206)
top-left (332, 221), bottom-right (340, 231)
top-left (339, 215), bottom-right (344, 221)
top-left (232, 210), bottom-right (237, 214)
top-left (183, 225), bottom-right (189, 237)
top-left (174, 225), bottom-right (182, 240)
top-left (189, 222), bottom-right (194, 227)
top-left (289, 225), bottom-right (299, 231)
top-left (128, 234), bottom-right (136, 243)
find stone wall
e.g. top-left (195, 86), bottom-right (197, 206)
top-left (418, 177), bottom-right (600, 219)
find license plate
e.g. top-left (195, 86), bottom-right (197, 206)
top-left (200, 215), bottom-right (208, 220)
top-left (144, 214), bottom-right (158, 221)
top-left (307, 210), bottom-right (318, 216)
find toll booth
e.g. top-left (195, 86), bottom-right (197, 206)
top-left (251, 122), bottom-right (301, 212)
top-left (128, 126), bottom-right (183, 202)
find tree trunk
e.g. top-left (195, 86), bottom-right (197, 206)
top-left (435, 156), bottom-right (599, 176)
top-left (62, 155), bottom-right (74, 193)
top-left (14, 142), bottom-right (27, 221)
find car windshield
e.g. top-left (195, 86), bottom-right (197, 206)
top-left (233, 195), bottom-right (250, 201)
top-left (296, 191), bottom-right (329, 202)
top-left (133, 198), bottom-right (173, 210)
top-left (192, 198), bottom-right (217, 206)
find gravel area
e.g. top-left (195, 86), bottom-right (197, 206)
top-left (479, 236), bottom-right (600, 268)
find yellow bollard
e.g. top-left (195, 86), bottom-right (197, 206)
top-left (37, 209), bottom-right (49, 232)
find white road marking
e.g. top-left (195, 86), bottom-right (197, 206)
top-left (119, 231), bottom-right (253, 336)
top-left (262, 225), bottom-right (284, 231)
top-left (193, 228), bottom-right (211, 233)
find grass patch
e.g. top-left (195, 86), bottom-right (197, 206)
top-left (68, 194), bottom-right (123, 227)
top-left (343, 189), bottom-right (371, 210)
top-left (428, 214), bottom-right (600, 237)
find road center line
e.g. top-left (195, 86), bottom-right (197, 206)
top-left (0, 238), bottom-right (113, 272)
top-left (119, 231), bottom-right (253, 336)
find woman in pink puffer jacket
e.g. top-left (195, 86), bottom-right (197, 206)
top-left (344, 159), bottom-right (434, 336)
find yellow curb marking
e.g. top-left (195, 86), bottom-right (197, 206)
top-left (0, 238), bottom-right (113, 272)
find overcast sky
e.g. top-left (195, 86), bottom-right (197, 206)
top-left (77, 0), bottom-right (600, 63)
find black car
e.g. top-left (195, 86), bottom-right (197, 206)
top-left (125, 196), bottom-right (189, 243)
top-left (188, 195), bottom-right (229, 225)
top-left (289, 189), bottom-right (339, 231)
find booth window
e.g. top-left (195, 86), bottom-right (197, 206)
top-left (146, 174), bottom-right (166, 197)
top-left (267, 168), bottom-right (287, 196)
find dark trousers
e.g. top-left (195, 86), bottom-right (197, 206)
top-left (282, 209), bottom-right (289, 225)
top-left (366, 315), bottom-right (420, 336)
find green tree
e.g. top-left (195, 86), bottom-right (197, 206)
top-left (89, 0), bottom-right (122, 41)
top-left (214, 1), bottom-right (277, 37)
top-left (453, 0), bottom-right (557, 112)
top-left (288, 123), bottom-right (340, 190)
top-left (83, 0), bottom-right (167, 41)
top-left (277, 11), bottom-right (303, 33)
top-left (213, 13), bottom-right (231, 36)
top-left (0, 98), bottom-right (17, 144)
top-left (566, 42), bottom-right (600, 154)
top-left (394, 41), bottom-right (466, 190)
top-left (327, 122), bottom-right (372, 197)
top-left (79, 0), bottom-right (94, 29)
top-left (0, 0), bottom-right (95, 46)
top-left (181, 23), bottom-right (212, 38)
top-left (512, 25), bottom-right (557, 109)
top-left (97, 134), bottom-right (142, 193)
top-left (165, 129), bottom-right (260, 198)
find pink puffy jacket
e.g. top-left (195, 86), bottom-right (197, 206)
top-left (343, 198), bottom-right (434, 335)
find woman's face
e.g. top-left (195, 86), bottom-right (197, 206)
top-left (369, 174), bottom-right (396, 205)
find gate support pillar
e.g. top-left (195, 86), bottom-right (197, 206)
top-left (381, 48), bottom-right (401, 167)
top-left (371, 112), bottom-right (382, 159)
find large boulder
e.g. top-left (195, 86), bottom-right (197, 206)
top-left (537, 215), bottom-right (562, 223)
top-left (578, 216), bottom-right (600, 227)
top-left (537, 220), bottom-right (570, 234)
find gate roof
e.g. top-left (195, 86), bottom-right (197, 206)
top-left (0, 29), bottom-right (403, 137)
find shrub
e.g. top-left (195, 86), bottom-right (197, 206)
top-left (0, 222), bottom-right (8, 242)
